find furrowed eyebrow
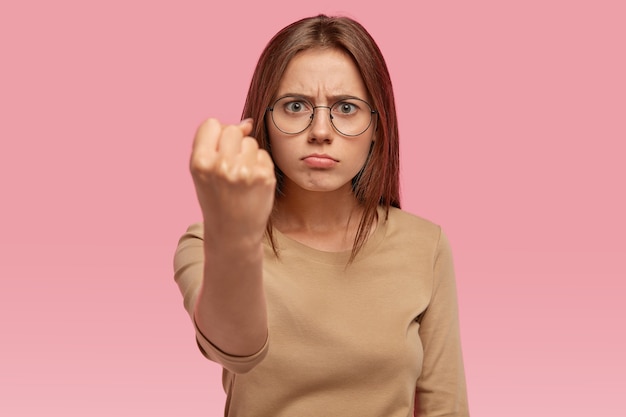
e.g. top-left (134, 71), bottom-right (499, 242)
top-left (278, 93), bottom-right (366, 103)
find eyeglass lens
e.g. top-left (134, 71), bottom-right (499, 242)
top-left (270, 96), bottom-right (374, 136)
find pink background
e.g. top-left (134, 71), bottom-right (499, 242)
top-left (1, 1), bottom-right (624, 416)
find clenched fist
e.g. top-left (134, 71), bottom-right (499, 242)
top-left (190, 118), bottom-right (276, 246)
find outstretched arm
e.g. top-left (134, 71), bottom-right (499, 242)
top-left (189, 118), bottom-right (275, 359)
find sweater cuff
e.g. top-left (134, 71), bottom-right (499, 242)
top-left (193, 315), bottom-right (269, 374)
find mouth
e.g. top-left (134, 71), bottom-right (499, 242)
top-left (301, 153), bottom-right (339, 168)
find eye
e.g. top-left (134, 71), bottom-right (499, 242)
top-left (283, 100), bottom-right (311, 114)
top-left (333, 101), bottom-right (359, 115)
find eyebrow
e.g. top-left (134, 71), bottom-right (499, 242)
top-left (277, 93), bottom-right (366, 103)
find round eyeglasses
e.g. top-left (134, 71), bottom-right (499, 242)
top-left (267, 96), bottom-right (377, 137)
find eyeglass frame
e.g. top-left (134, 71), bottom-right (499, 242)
top-left (266, 95), bottom-right (378, 137)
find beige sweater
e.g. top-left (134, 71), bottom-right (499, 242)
top-left (174, 207), bottom-right (469, 416)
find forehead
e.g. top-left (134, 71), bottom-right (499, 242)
top-left (276, 48), bottom-right (368, 100)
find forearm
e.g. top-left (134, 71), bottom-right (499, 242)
top-left (194, 236), bottom-right (268, 357)
top-left (186, 116), bottom-right (274, 360)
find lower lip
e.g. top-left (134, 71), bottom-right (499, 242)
top-left (302, 156), bottom-right (337, 168)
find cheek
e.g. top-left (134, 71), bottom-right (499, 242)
top-left (356, 141), bottom-right (374, 168)
top-left (268, 136), bottom-right (289, 172)
top-left (343, 142), bottom-right (373, 179)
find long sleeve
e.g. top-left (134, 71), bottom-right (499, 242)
top-left (173, 223), bottom-right (268, 374)
top-left (415, 230), bottom-right (469, 416)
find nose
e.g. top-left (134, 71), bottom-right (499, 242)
top-left (308, 106), bottom-right (333, 143)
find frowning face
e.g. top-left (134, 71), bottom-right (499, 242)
top-left (267, 48), bottom-right (376, 196)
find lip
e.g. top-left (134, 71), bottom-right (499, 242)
top-left (301, 153), bottom-right (338, 168)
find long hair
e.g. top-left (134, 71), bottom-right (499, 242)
top-left (241, 14), bottom-right (401, 262)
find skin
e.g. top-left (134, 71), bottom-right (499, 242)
top-left (189, 47), bottom-right (374, 356)
top-left (190, 119), bottom-right (274, 356)
top-left (269, 48), bottom-right (376, 252)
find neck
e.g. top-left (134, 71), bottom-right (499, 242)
top-left (272, 185), bottom-right (366, 251)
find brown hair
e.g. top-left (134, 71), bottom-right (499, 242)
top-left (241, 14), bottom-right (401, 262)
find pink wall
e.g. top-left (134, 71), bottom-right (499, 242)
top-left (1, 1), bottom-right (624, 416)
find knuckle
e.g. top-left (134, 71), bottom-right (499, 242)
top-left (241, 136), bottom-right (259, 148)
top-left (195, 118), bottom-right (217, 138)
top-left (222, 124), bottom-right (243, 137)
top-left (190, 152), bottom-right (216, 174)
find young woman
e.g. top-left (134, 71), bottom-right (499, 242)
top-left (174, 14), bottom-right (469, 417)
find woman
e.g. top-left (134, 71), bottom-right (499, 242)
top-left (174, 14), bottom-right (469, 417)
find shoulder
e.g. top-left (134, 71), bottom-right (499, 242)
top-left (385, 207), bottom-right (442, 239)
top-left (180, 222), bottom-right (204, 239)
top-left (175, 223), bottom-right (204, 249)
top-left (173, 223), bottom-right (204, 269)
top-left (381, 207), bottom-right (449, 259)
